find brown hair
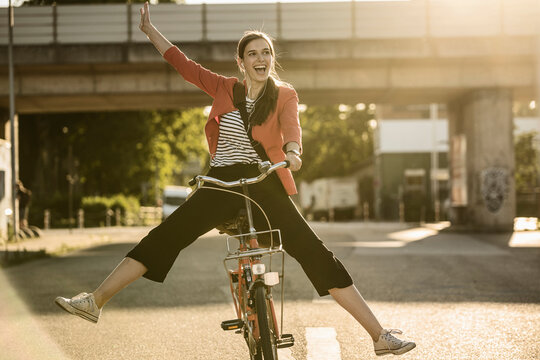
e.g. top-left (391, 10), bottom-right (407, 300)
top-left (236, 30), bottom-right (280, 126)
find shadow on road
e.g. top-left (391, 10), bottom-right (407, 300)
top-left (3, 226), bottom-right (540, 317)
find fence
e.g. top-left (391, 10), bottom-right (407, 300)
top-left (0, 0), bottom-right (538, 45)
top-left (42, 206), bottom-right (162, 229)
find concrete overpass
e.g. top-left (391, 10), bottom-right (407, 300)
top-left (1, 0), bottom-right (539, 230)
top-left (0, 0), bottom-right (538, 112)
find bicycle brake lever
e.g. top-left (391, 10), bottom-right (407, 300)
top-left (188, 176), bottom-right (198, 186)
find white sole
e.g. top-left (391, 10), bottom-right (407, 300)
top-left (375, 342), bottom-right (416, 356)
top-left (54, 297), bottom-right (99, 324)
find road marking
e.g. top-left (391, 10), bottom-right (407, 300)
top-left (306, 327), bottom-right (342, 360)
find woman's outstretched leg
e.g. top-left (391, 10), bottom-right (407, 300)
top-left (54, 257), bottom-right (147, 323)
top-left (329, 285), bottom-right (416, 356)
top-left (54, 171), bottom-right (245, 324)
top-left (93, 257), bottom-right (147, 308)
top-left (329, 284), bottom-right (382, 341)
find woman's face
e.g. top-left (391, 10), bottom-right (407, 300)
top-left (239, 38), bottom-right (273, 84)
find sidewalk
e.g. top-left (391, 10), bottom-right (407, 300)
top-left (1, 227), bottom-right (154, 266)
top-left (3, 226), bottom-right (154, 254)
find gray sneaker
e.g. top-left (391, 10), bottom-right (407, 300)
top-left (373, 329), bottom-right (416, 356)
top-left (55, 292), bottom-right (101, 323)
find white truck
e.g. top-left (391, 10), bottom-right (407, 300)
top-left (299, 176), bottom-right (358, 221)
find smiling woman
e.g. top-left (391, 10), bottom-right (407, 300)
top-left (54, 1), bottom-right (415, 358)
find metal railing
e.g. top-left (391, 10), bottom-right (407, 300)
top-left (0, 0), bottom-right (538, 46)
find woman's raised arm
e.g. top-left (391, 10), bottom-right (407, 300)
top-left (139, 1), bottom-right (173, 56)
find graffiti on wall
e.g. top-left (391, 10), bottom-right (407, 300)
top-left (481, 167), bottom-right (509, 213)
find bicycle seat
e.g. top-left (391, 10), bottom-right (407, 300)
top-left (216, 209), bottom-right (274, 248)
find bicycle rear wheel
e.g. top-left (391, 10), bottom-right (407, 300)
top-left (255, 285), bottom-right (278, 360)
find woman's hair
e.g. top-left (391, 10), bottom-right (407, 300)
top-left (236, 30), bottom-right (281, 126)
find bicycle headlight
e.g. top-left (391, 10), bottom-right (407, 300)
top-left (252, 263), bottom-right (266, 275)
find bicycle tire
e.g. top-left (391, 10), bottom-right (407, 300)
top-left (255, 285), bottom-right (278, 360)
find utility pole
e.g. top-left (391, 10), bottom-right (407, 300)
top-left (8, 0), bottom-right (19, 239)
top-left (430, 103), bottom-right (440, 222)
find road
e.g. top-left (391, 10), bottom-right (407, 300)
top-left (1, 223), bottom-right (539, 360)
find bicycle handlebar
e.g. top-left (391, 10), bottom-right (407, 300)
top-left (189, 161), bottom-right (290, 188)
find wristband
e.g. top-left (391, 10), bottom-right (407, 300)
top-left (287, 149), bottom-right (301, 157)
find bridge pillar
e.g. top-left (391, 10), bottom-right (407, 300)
top-left (447, 89), bottom-right (515, 231)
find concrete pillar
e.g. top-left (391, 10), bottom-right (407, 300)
top-left (447, 89), bottom-right (515, 231)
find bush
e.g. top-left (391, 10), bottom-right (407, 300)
top-left (109, 194), bottom-right (140, 226)
top-left (28, 192), bottom-right (81, 229)
top-left (81, 196), bottom-right (112, 227)
top-left (81, 194), bottom-right (140, 227)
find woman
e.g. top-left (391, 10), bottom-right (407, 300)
top-left (55, 2), bottom-right (415, 356)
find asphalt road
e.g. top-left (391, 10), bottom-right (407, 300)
top-left (1, 223), bottom-right (539, 360)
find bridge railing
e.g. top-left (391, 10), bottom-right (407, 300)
top-left (0, 0), bottom-right (538, 45)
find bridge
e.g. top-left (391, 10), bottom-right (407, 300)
top-left (0, 0), bottom-right (537, 112)
top-left (1, 0), bottom-right (539, 230)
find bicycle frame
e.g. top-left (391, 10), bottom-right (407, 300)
top-left (223, 227), bottom-right (284, 356)
top-left (190, 161), bottom-right (294, 359)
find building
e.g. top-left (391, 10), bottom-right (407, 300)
top-left (369, 104), bottom-right (539, 222)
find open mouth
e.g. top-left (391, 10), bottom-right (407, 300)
top-left (254, 65), bottom-right (267, 75)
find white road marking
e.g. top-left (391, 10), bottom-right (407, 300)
top-left (306, 327), bottom-right (342, 360)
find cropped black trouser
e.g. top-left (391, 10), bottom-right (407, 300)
top-left (126, 164), bottom-right (353, 296)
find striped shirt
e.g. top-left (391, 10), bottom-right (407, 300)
top-left (210, 97), bottom-right (262, 167)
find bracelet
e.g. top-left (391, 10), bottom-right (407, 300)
top-left (286, 149), bottom-right (301, 157)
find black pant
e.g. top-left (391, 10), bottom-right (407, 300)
top-left (126, 164), bottom-right (353, 296)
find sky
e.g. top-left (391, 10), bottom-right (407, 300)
top-left (0, 0), bottom-right (406, 8)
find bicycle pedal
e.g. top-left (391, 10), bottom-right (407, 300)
top-left (221, 319), bottom-right (244, 331)
top-left (277, 333), bottom-right (295, 348)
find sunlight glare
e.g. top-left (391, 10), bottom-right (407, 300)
top-left (387, 227), bottom-right (438, 242)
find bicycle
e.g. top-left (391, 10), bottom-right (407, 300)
top-left (189, 161), bottom-right (295, 360)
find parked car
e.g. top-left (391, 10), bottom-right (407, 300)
top-left (162, 186), bottom-right (192, 220)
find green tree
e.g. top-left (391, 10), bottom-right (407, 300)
top-left (20, 108), bottom-right (207, 226)
top-left (297, 105), bottom-right (375, 181)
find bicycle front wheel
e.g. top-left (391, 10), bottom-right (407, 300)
top-left (255, 285), bottom-right (278, 360)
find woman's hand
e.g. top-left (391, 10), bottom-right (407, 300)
top-left (139, 1), bottom-right (153, 35)
top-left (285, 152), bottom-right (302, 171)
top-left (138, 1), bottom-right (174, 56)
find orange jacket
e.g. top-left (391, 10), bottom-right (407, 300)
top-left (163, 46), bottom-right (302, 195)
